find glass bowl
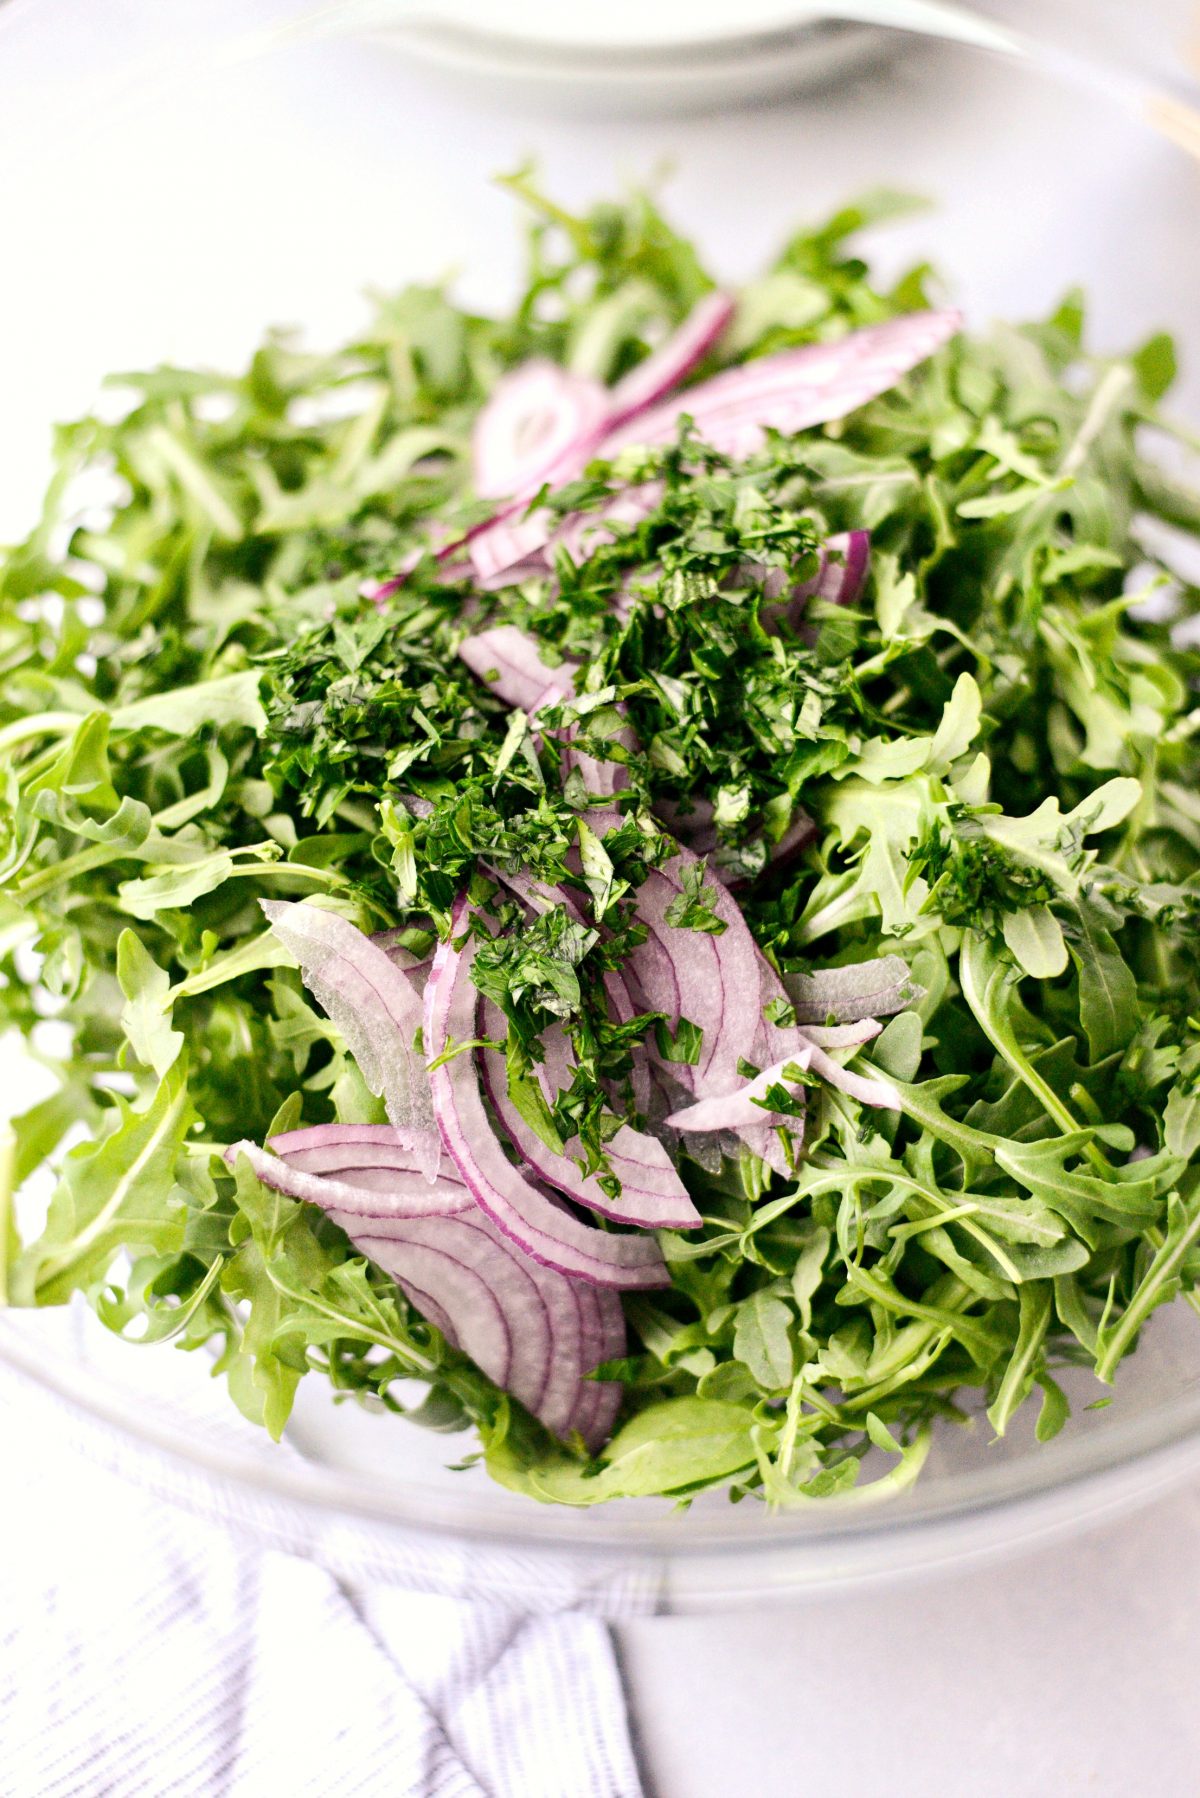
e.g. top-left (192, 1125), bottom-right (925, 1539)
top-left (3, 4), bottom-right (1200, 1614)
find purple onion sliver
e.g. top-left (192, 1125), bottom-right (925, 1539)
top-left (425, 898), bottom-right (670, 1289)
top-left (608, 292), bottom-right (736, 426)
top-left (226, 1139), bottom-right (468, 1219)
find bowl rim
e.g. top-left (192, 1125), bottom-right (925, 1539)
top-left (6, 1308), bottom-right (1200, 1580)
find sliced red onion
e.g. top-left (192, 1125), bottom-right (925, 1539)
top-left (795, 529), bottom-right (871, 609)
top-left (268, 1124), bottom-right (463, 1198)
top-left (622, 890), bottom-right (685, 1039)
top-left (800, 1018), bottom-right (884, 1050)
top-left (568, 1282), bottom-right (625, 1449)
top-left (651, 797), bottom-right (815, 887)
top-left (226, 1135), bottom-right (469, 1219)
top-left (783, 955), bottom-right (922, 1025)
top-left (597, 310), bottom-right (962, 460)
top-left (651, 796), bottom-right (716, 857)
top-left (553, 480), bottom-right (664, 568)
top-left (457, 624), bottom-right (575, 714)
top-left (472, 480), bottom-right (664, 592)
top-left (608, 293), bottom-right (736, 425)
top-left (425, 896), bottom-right (669, 1289)
top-left (470, 463), bottom-right (664, 593)
top-left (459, 626), bottom-right (632, 794)
top-left (724, 1119), bottom-right (796, 1180)
top-left (485, 861), bottom-right (584, 923)
top-left (666, 1039), bottom-right (899, 1131)
top-left (624, 849), bottom-right (762, 1098)
top-left (744, 949), bottom-right (895, 1114)
top-left (475, 553), bottom-right (552, 593)
top-left (268, 1122), bottom-right (434, 1155)
top-left (477, 999), bottom-right (700, 1230)
top-left (472, 360), bottom-right (610, 500)
top-left (474, 295), bottom-right (729, 484)
top-left (238, 1136), bottom-right (621, 1444)
top-left (374, 1235), bottom-right (517, 1386)
top-left (260, 900), bottom-right (440, 1179)
top-left (658, 1035), bottom-right (816, 1129)
top-left (601, 964), bottom-right (653, 1120)
top-left (468, 514), bottom-right (557, 588)
top-left (338, 1201), bottom-right (609, 1444)
top-left (386, 1275), bottom-right (459, 1347)
top-left (351, 1213), bottom-right (545, 1413)
top-left (492, 913), bottom-right (651, 1118)
top-left (369, 931), bottom-right (431, 990)
top-left (763, 529), bottom-right (872, 633)
top-left (374, 310), bottom-right (957, 601)
top-left (370, 1216), bottom-right (621, 1448)
top-left (567, 1283), bottom-right (604, 1447)
top-left (561, 718), bottom-right (635, 798)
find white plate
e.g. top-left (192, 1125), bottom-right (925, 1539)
top-left (362, 0), bottom-right (1018, 115)
top-left (380, 0), bottom-right (1014, 56)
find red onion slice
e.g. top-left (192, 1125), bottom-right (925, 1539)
top-left (269, 1122), bottom-right (441, 1156)
top-left (268, 1125), bottom-right (469, 1199)
top-left (332, 1203), bottom-right (624, 1442)
top-left (468, 514), bottom-right (557, 588)
top-left (567, 1281), bottom-right (625, 1449)
top-left (477, 999), bottom-right (700, 1230)
top-left (472, 360), bottom-right (610, 500)
top-left (459, 627), bottom-right (632, 794)
top-left (762, 529), bottom-right (872, 634)
top-left (797, 528), bottom-right (871, 609)
top-left (468, 294), bottom-right (732, 578)
top-left (597, 310), bottom-right (961, 459)
top-left (561, 724), bottom-right (635, 798)
top-left (608, 292), bottom-right (736, 425)
top-left (623, 901), bottom-right (685, 1041)
top-left (382, 1274), bottom-right (459, 1348)
top-left (652, 797), bottom-right (816, 886)
top-left (484, 869), bottom-right (651, 1117)
top-left (370, 930), bottom-right (432, 991)
top-left (652, 795), bottom-right (715, 853)
top-left (799, 1018), bottom-right (884, 1050)
top-left (457, 624), bottom-right (576, 714)
top-left (624, 849), bottom-right (762, 1098)
top-left (234, 1136), bottom-right (622, 1443)
top-left (600, 963), bottom-right (654, 1121)
top-left (353, 1219), bottom-right (526, 1398)
top-left (425, 897), bottom-right (670, 1289)
top-left (374, 310), bottom-right (957, 601)
top-left (553, 479), bottom-right (664, 567)
top-left (666, 1039), bottom-right (898, 1131)
top-left (226, 1137), bottom-right (470, 1219)
top-left (261, 900), bottom-right (440, 1180)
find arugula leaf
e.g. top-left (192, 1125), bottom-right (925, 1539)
top-left (12, 1063), bottom-right (192, 1306)
top-left (733, 1289), bottom-right (795, 1391)
top-left (117, 930), bottom-right (185, 1077)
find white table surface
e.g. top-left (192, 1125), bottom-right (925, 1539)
top-left (4, 5), bottom-right (1200, 1793)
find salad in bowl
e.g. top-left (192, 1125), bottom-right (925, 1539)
top-left (4, 180), bottom-right (1200, 1509)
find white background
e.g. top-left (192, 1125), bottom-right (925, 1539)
top-left (4, 3), bottom-right (1200, 1792)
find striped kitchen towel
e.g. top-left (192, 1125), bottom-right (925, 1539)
top-left (1, 1341), bottom-right (645, 1798)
